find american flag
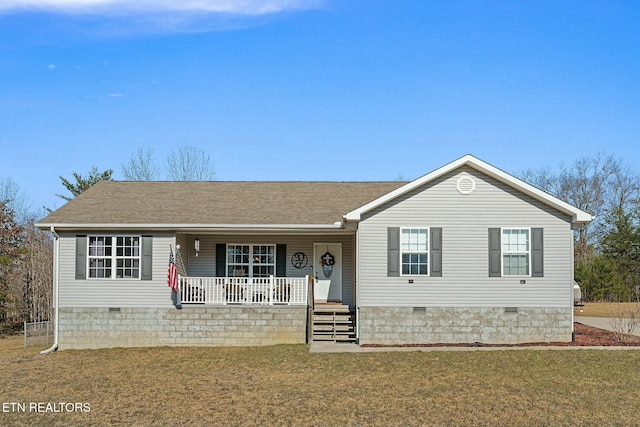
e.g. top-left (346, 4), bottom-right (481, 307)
top-left (168, 247), bottom-right (178, 292)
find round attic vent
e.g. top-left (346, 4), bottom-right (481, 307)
top-left (456, 175), bottom-right (476, 195)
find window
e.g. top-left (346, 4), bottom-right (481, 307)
top-left (502, 228), bottom-right (530, 276)
top-left (88, 236), bottom-right (140, 279)
top-left (401, 228), bottom-right (429, 275)
top-left (227, 244), bottom-right (275, 278)
top-left (490, 228), bottom-right (542, 278)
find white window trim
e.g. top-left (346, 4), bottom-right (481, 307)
top-left (226, 243), bottom-right (276, 278)
top-left (501, 227), bottom-right (531, 277)
top-left (87, 235), bottom-right (142, 280)
top-left (399, 227), bottom-right (430, 277)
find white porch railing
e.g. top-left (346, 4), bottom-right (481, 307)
top-left (179, 275), bottom-right (309, 305)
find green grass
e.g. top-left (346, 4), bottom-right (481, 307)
top-left (1, 336), bottom-right (639, 426)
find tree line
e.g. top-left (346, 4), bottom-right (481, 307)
top-left (0, 202), bottom-right (53, 333)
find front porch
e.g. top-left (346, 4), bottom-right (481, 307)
top-left (174, 234), bottom-right (357, 344)
top-left (175, 234), bottom-right (356, 307)
top-left (178, 275), bottom-right (357, 344)
top-left (179, 275), bottom-right (310, 305)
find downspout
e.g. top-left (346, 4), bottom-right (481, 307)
top-left (353, 221), bottom-right (361, 342)
top-left (41, 226), bottom-right (59, 354)
top-left (570, 224), bottom-right (576, 342)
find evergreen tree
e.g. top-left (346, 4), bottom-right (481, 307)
top-left (56, 166), bottom-right (113, 201)
top-left (600, 208), bottom-right (640, 301)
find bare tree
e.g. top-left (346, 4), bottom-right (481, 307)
top-left (608, 305), bottom-right (640, 343)
top-left (0, 176), bottom-right (32, 224)
top-left (0, 202), bottom-right (24, 332)
top-left (121, 147), bottom-right (160, 181)
top-left (166, 144), bottom-right (215, 181)
top-left (518, 154), bottom-right (639, 261)
top-left (0, 177), bottom-right (53, 331)
top-left (22, 222), bottom-right (53, 323)
top-left (607, 163), bottom-right (640, 219)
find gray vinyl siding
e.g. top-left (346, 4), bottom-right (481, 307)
top-left (180, 234), bottom-right (356, 307)
top-left (358, 166), bottom-right (574, 308)
top-left (58, 232), bottom-right (355, 308)
top-left (58, 233), bottom-right (176, 308)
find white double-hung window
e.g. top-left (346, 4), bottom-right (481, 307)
top-left (400, 228), bottom-right (429, 275)
top-left (227, 244), bottom-right (275, 277)
top-left (502, 228), bottom-right (530, 276)
top-left (88, 236), bottom-right (141, 279)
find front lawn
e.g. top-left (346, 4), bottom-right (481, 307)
top-left (1, 336), bottom-right (639, 426)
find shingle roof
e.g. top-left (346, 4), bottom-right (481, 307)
top-left (38, 181), bottom-right (405, 228)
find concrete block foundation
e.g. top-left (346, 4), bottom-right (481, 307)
top-left (58, 306), bottom-right (307, 350)
top-left (358, 306), bottom-right (573, 345)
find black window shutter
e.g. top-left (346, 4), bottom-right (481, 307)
top-left (141, 236), bottom-right (153, 280)
top-left (76, 235), bottom-right (87, 280)
top-left (430, 228), bottom-right (442, 277)
top-left (276, 244), bottom-right (287, 277)
top-left (216, 243), bottom-right (226, 277)
top-left (488, 228), bottom-right (501, 277)
top-left (388, 227), bottom-right (400, 277)
top-left (531, 228), bottom-right (544, 277)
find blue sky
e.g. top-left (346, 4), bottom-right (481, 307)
top-left (1, 0), bottom-right (639, 214)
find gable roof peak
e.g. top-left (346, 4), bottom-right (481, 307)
top-left (344, 154), bottom-right (593, 224)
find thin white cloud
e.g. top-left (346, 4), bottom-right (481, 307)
top-left (47, 64), bottom-right (56, 69)
top-left (0, 0), bottom-right (320, 16)
top-left (1, 0), bottom-right (323, 35)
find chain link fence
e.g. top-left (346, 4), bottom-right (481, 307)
top-left (24, 321), bottom-right (53, 348)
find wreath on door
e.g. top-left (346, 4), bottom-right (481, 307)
top-left (320, 251), bottom-right (335, 279)
top-left (320, 252), bottom-right (335, 267)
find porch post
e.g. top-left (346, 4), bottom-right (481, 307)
top-left (176, 274), bottom-right (182, 308)
top-left (269, 275), bottom-right (274, 305)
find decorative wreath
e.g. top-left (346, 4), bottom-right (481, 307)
top-left (320, 252), bottom-right (335, 267)
top-left (291, 252), bottom-right (308, 269)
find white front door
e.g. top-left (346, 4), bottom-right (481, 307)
top-left (313, 243), bottom-right (342, 302)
